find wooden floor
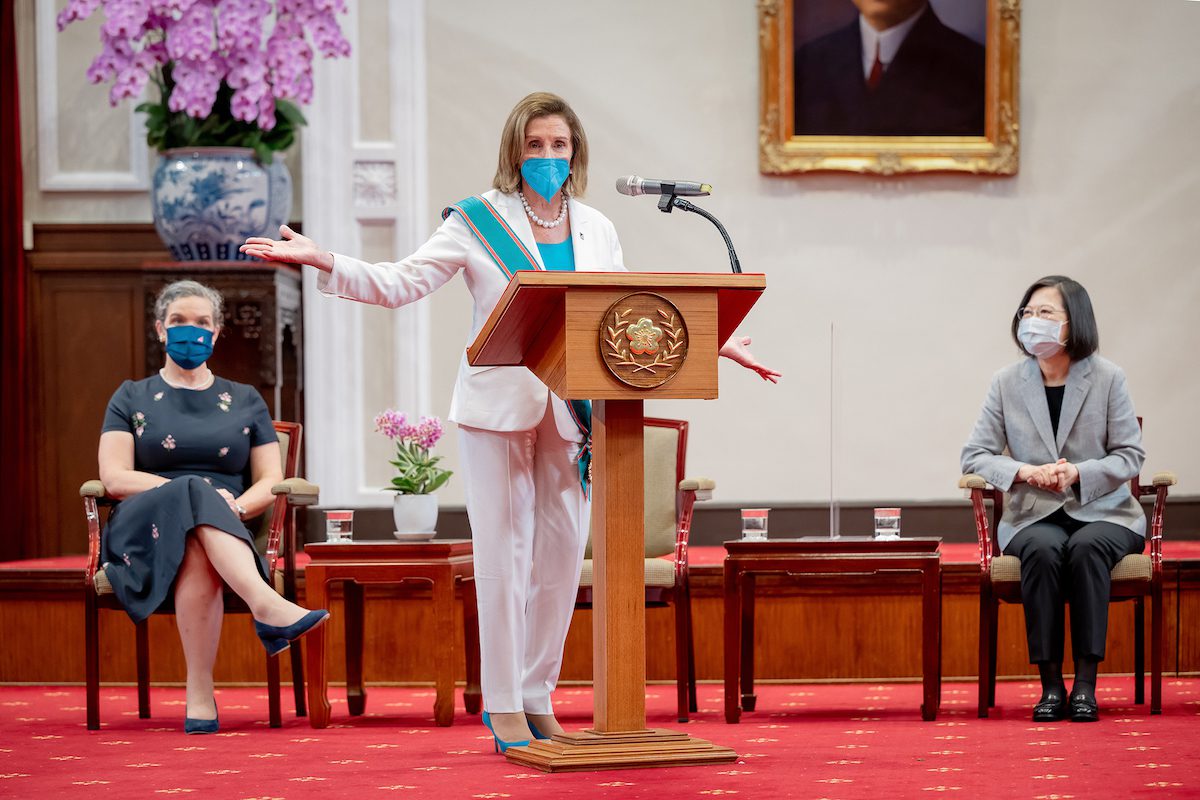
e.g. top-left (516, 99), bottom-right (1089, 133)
top-left (2, 561), bottom-right (1198, 686)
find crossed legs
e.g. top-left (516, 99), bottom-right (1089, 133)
top-left (173, 524), bottom-right (312, 720)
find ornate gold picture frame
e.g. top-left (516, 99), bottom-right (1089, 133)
top-left (759, 0), bottom-right (1020, 175)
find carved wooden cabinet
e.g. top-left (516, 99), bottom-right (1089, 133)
top-left (140, 264), bottom-right (303, 424)
top-left (27, 227), bottom-right (303, 559)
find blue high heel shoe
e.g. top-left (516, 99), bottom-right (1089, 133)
top-left (481, 711), bottom-right (531, 753)
top-left (184, 701), bottom-right (219, 734)
top-left (254, 609), bottom-right (330, 657)
top-left (526, 719), bottom-right (552, 740)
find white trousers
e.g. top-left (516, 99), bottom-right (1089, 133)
top-left (457, 398), bottom-right (590, 715)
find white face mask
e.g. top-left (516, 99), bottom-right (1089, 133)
top-left (1018, 316), bottom-right (1065, 358)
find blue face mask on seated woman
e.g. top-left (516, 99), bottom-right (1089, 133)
top-left (1018, 317), bottom-right (1066, 359)
top-left (165, 325), bottom-right (215, 370)
top-left (521, 158), bottom-right (570, 202)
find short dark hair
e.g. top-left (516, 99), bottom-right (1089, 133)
top-left (1011, 275), bottom-right (1099, 360)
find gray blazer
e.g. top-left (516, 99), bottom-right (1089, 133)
top-left (961, 354), bottom-right (1146, 552)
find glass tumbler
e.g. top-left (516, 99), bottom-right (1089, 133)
top-left (325, 509), bottom-right (355, 543)
top-left (741, 508), bottom-right (770, 541)
top-left (873, 507), bottom-right (901, 540)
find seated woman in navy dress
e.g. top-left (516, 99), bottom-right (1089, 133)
top-left (98, 280), bottom-right (328, 734)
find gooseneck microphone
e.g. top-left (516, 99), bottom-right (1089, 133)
top-left (614, 175), bottom-right (712, 197)
top-left (615, 175), bottom-right (741, 273)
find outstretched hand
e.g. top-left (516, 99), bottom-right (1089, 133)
top-left (719, 336), bottom-right (781, 383)
top-left (240, 225), bottom-right (334, 271)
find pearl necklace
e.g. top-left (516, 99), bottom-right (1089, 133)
top-left (520, 190), bottom-right (569, 229)
top-left (160, 367), bottom-right (214, 391)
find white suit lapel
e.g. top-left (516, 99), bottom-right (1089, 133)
top-left (493, 192), bottom-right (594, 272)
top-left (493, 192), bottom-right (545, 270)
top-left (1019, 358), bottom-right (1059, 457)
top-left (567, 197), bottom-right (594, 271)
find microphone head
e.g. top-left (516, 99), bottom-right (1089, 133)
top-left (615, 175), bottom-right (643, 196)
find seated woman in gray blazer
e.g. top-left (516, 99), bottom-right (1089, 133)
top-left (962, 276), bottom-right (1145, 723)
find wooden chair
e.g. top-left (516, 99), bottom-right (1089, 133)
top-left (83, 420), bottom-right (320, 730)
top-left (575, 417), bottom-right (713, 723)
top-left (961, 433), bottom-right (1177, 717)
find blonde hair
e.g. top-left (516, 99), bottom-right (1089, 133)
top-left (493, 92), bottom-right (589, 198)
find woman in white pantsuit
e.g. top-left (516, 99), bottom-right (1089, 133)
top-left (243, 92), bottom-right (779, 751)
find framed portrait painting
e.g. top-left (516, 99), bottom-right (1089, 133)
top-left (759, 0), bottom-right (1020, 175)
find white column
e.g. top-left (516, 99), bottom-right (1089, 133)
top-left (302, 0), bottom-right (430, 507)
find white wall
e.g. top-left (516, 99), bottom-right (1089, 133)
top-left (20, 0), bottom-right (1200, 508)
top-left (421, 0), bottom-right (1200, 506)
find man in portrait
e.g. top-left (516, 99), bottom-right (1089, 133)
top-left (793, 0), bottom-right (985, 137)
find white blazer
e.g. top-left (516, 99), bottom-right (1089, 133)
top-left (318, 188), bottom-right (626, 436)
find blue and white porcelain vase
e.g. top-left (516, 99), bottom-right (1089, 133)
top-left (151, 147), bottom-right (292, 261)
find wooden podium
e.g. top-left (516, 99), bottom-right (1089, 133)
top-left (466, 272), bottom-right (765, 771)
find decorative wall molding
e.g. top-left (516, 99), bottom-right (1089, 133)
top-left (34, 0), bottom-right (150, 192)
top-left (353, 160), bottom-right (399, 208)
top-left (303, 0), bottom-right (430, 507)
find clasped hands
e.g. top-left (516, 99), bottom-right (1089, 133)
top-left (1018, 459), bottom-right (1079, 493)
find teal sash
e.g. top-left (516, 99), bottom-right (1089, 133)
top-left (443, 195), bottom-right (592, 495)
top-left (442, 195), bottom-right (539, 276)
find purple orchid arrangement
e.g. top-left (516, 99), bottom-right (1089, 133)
top-left (374, 410), bottom-right (453, 495)
top-left (56, 0), bottom-right (351, 163)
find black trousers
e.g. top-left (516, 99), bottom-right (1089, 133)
top-left (1004, 508), bottom-right (1144, 664)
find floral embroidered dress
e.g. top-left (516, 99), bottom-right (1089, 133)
top-left (100, 375), bottom-right (278, 623)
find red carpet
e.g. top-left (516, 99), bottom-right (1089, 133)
top-left (1, 680), bottom-right (1197, 798)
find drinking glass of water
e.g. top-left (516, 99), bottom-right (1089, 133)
top-left (873, 507), bottom-right (901, 540)
top-left (741, 508), bottom-right (770, 541)
top-left (325, 510), bottom-right (354, 543)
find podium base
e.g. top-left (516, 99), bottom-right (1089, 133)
top-left (503, 728), bottom-right (738, 773)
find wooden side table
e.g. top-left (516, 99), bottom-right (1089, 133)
top-left (723, 536), bottom-right (942, 722)
top-left (303, 540), bottom-right (482, 728)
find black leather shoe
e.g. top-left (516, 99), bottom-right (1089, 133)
top-left (1069, 692), bottom-right (1099, 722)
top-left (1032, 691), bottom-right (1068, 722)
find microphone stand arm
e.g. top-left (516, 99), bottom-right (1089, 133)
top-left (657, 192), bottom-right (743, 274)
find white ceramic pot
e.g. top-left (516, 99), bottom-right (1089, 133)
top-left (392, 493), bottom-right (438, 538)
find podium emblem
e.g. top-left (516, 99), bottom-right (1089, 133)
top-left (600, 292), bottom-right (689, 388)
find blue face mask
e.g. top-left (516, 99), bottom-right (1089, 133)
top-left (521, 158), bottom-right (570, 203)
top-left (165, 324), bottom-right (215, 370)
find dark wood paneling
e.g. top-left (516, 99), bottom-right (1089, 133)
top-left (33, 277), bottom-right (143, 558)
top-left (4, 563), bottom-right (1197, 687)
top-left (30, 223), bottom-right (167, 254)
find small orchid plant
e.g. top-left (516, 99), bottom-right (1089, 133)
top-left (56, 0), bottom-right (351, 163)
top-left (374, 410), bottom-right (453, 495)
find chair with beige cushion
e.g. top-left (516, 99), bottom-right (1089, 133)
top-left (576, 417), bottom-right (712, 723)
top-left (961, 450), bottom-right (1177, 718)
top-left (83, 420), bottom-right (319, 730)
